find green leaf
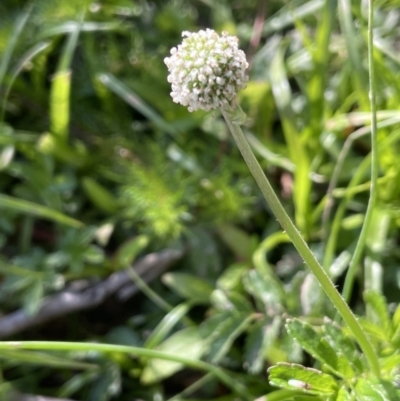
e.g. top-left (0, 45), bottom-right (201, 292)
top-left (216, 263), bottom-right (247, 292)
top-left (210, 289), bottom-right (254, 313)
top-left (380, 354), bottom-right (400, 373)
top-left (201, 312), bottom-right (253, 364)
top-left (354, 378), bottom-right (400, 401)
top-left (286, 319), bottom-right (354, 379)
top-left (58, 371), bottom-right (99, 399)
top-left (270, 42), bottom-right (311, 233)
top-left (244, 316), bottom-right (281, 374)
top-left (391, 303), bottom-right (400, 346)
top-left (144, 302), bottom-right (192, 349)
top-left (22, 278), bottom-right (43, 316)
top-left (268, 363), bottom-right (337, 395)
top-left (337, 387), bottom-right (353, 401)
top-left (88, 363), bottom-right (120, 401)
top-left (162, 273), bottom-right (214, 303)
top-left (243, 269), bottom-right (285, 314)
top-left (97, 72), bottom-right (178, 137)
top-left (0, 193), bottom-right (83, 228)
top-left (0, 349), bottom-right (96, 370)
top-left (0, 4), bottom-right (33, 90)
top-left (323, 318), bottom-right (363, 372)
top-left (115, 235), bottom-right (149, 268)
top-left (141, 327), bottom-right (206, 384)
top-left (393, 303), bottom-right (400, 329)
top-left (364, 290), bottom-right (393, 339)
top-left (216, 223), bottom-right (257, 262)
top-left (0, 145), bottom-right (14, 170)
top-left (81, 177), bottom-right (118, 214)
top-left (50, 71), bottom-right (71, 141)
top-left (357, 317), bottom-right (388, 342)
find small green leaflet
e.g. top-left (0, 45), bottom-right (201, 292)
top-left (286, 318), bottom-right (355, 379)
top-left (268, 362), bottom-right (338, 395)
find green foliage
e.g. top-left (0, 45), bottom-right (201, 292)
top-left (1, 0), bottom-right (400, 400)
top-left (268, 298), bottom-right (400, 400)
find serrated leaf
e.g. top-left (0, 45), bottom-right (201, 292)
top-left (210, 289), bottom-right (254, 313)
top-left (358, 317), bottom-right (388, 342)
top-left (286, 319), bottom-right (354, 379)
top-left (268, 363), bottom-right (338, 395)
top-left (364, 290), bottom-right (392, 339)
top-left (243, 269), bottom-right (285, 314)
top-left (355, 378), bottom-right (400, 401)
top-left (323, 318), bottom-right (363, 373)
top-left (141, 327), bottom-right (206, 384)
top-left (162, 273), bottom-right (213, 303)
top-left (380, 354), bottom-right (400, 373)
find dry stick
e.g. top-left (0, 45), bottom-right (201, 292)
top-left (0, 249), bottom-right (183, 338)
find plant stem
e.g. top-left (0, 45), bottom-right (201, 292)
top-left (221, 108), bottom-right (380, 377)
top-left (0, 341), bottom-right (251, 400)
top-left (342, 0), bottom-right (379, 302)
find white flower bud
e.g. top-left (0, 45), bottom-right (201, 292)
top-left (164, 29), bottom-right (249, 112)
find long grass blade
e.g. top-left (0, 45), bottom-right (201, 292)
top-left (0, 194), bottom-right (83, 228)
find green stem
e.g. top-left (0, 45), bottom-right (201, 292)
top-left (0, 341), bottom-right (250, 400)
top-left (342, 0), bottom-right (379, 302)
top-left (221, 108), bottom-right (380, 377)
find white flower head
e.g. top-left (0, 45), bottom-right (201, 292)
top-left (164, 29), bottom-right (249, 112)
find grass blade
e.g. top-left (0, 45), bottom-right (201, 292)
top-left (0, 193), bottom-right (83, 228)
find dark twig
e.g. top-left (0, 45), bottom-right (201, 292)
top-left (0, 249), bottom-right (183, 338)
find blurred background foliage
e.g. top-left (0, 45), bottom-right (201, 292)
top-left (1, 0), bottom-right (400, 399)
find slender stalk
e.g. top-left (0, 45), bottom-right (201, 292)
top-left (221, 108), bottom-right (380, 376)
top-left (342, 0), bottom-right (379, 302)
top-left (126, 266), bottom-right (194, 327)
top-left (127, 266), bottom-right (173, 312)
top-left (0, 341), bottom-right (251, 400)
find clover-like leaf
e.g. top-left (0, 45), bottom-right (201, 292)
top-left (286, 319), bottom-right (354, 379)
top-left (268, 363), bottom-right (338, 395)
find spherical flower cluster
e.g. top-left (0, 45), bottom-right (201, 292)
top-left (164, 29), bottom-right (249, 112)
